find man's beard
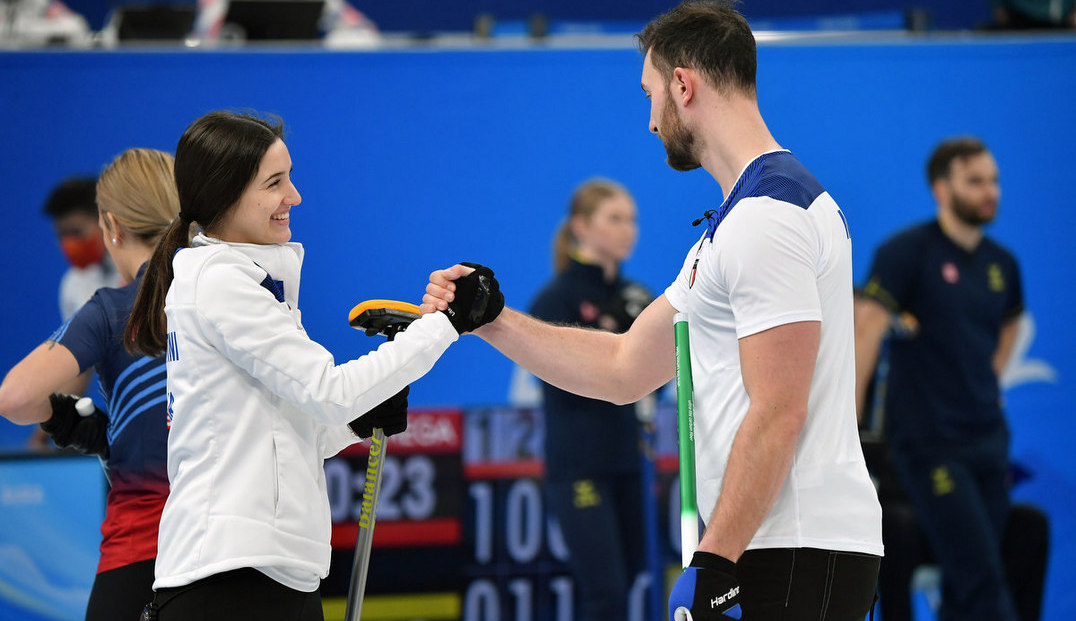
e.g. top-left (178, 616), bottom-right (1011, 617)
top-left (660, 94), bottom-right (701, 172)
top-left (950, 190), bottom-right (996, 226)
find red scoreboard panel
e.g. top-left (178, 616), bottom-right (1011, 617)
top-left (321, 404), bottom-right (685, 621)
top-left (329, 409), bottom-right (465, 550)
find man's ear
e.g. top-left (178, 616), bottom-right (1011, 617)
top-left (931, 178), bottom-right (950, 207)
top-left (672, 66), bottom-right (696, 107)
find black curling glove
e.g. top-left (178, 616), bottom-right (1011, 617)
top-left (41, 393), bottom-right (110, 457)
top-left (349, 386), bottom-right (410, 438)
top-left (441, 262), bottom-right (505, 334)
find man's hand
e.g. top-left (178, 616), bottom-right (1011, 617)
top-left (349, 386), bottom-right (409, 438)
top-left (41, 393), bottom-right (109, 456)
top-left (668, 552), bottom-right (742, 620)
top-left (422, 262), bottom-right (504, 334)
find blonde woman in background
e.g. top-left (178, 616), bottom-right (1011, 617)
top-left (0, 148), bottom-right (180, 620)
top-left (529, 179), bottom-right (653, 620)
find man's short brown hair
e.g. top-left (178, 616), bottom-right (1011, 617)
top-left (927, 137), bottom-right (990, 185)
top-left (636, 0), bottom-right (757, 96)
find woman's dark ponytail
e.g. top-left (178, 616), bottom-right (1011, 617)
top-left (125, 217), bottom-right (192, 356)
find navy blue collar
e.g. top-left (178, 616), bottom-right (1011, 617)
top-left (697, 150), bottom-right (789, 240)
top-left (565, 256), bottom-right (620, 285)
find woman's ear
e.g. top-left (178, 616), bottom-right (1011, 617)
top-left (101, 211), bottom-right (122, 245)
top-left (569, 213), bottom-right (589, 244)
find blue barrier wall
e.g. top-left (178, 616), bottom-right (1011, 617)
top-left (0, 455), bottom-right (106, 621)
top-left (2, 37), bottom-right (1075, 617)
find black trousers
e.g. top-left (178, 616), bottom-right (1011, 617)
top-left (153, 568), bottom-right (324, 621)
top-left (737, 547), bottom-right (880, 621)
top-left (546, 473), bottom-right (646, 621)
top-left (85, 558), bottom-right (155, 621)
top-left (889, 426), bottom-right (1018, 621)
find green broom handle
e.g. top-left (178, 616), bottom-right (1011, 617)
top-left (674, 313), bottom-right (698, 568)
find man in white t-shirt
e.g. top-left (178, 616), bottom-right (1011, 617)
top-left (423, 2), bottom-right (881, 619)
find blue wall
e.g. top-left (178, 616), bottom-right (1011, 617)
top-left (2, 37), bottom-right (1074, 617)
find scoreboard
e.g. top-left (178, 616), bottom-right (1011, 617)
top-left (322, 403), bottom-right (687, 621)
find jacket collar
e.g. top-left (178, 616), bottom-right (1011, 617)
top-left (192, 233), bottom-right (305, 303)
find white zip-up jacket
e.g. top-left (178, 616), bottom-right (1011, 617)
top-left (154, 234), bottom-right (458, 591)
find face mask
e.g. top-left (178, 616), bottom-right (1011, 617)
top-left (59, 234), bottom-right (106, 269)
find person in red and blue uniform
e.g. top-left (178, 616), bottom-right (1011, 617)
top-left (0, 148), bottom-right (180, 621)
top-left (530, 179), bottom-right (653, 621)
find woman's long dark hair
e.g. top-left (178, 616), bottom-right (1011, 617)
top-left (125, 111), bottom-right (284, 356)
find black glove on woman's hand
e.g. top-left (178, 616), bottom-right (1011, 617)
top-left (349, 386), bottom-right (410, 438)
top-left (41, 393), bottom-right (110, 457)
top-left (441, 262), bottom-right (504, 334)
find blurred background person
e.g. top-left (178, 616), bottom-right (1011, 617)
top-left (857, 291), bottom-right (1050, 621)
top-left (0, 0), bottom-right (92, 46)
top-left (0, 148), bottom-right (180, 621)
top-left (990, 0), bottom-right (1076, 29)
top-left (855, 136), bottom-right (1036, 621)
top-left (529, 178), bottom-right (653, 621)
top-left (43, 176), bottom-right (124, 321)
top-left (190, 0), bottom-right (380, 46)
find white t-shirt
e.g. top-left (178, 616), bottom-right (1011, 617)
top-left (58, 256), bottom-right (123, 320)
top-left (664, 150), bottom-right (882, 556)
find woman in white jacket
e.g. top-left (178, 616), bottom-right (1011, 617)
top-left (125, 110), bottom-right (503, 620)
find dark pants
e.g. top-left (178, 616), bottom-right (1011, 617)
top-left (153, 568), bottom-right (324, 621)
top-left (85, 558), bottom-right (155, 621)
top-left (889, 426), bottom-right (1017, 621)
top-left (878, 503), bottom-right (1049, 621)
top-left (546, 473), bottom-right (646, 621)
top-left (737, 547), bottom-right (880, 620)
